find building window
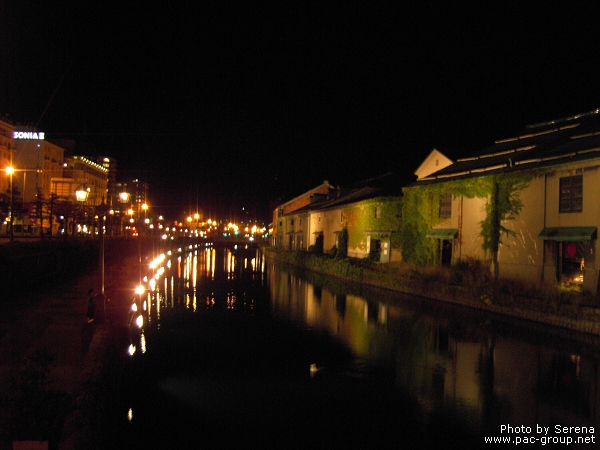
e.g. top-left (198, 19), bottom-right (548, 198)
top-left (439, 192), bottom-right (452, 218)
top-left (560, 175), bottom-right (583, 213)
top-left (318, 216), bottom-right (321, 223)
top-left (375, 207), bottom-right (381, 219)
top-left (291, 219), bottom-right (295, 226)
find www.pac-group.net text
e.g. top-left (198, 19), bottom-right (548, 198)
top-left (484, 424), bottom-right (595, 445)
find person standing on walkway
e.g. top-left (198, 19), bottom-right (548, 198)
top-left (87, 288), bottom-right (96, 323)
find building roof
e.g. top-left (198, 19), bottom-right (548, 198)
top-left (286, 172), bottom-right (404, 215)
top-left (413, 109), bottom-right (600, 185)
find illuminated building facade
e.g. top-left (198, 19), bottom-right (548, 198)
top-left (60, 156), bottom-right (108, 206)
top-left (0, 117), bottom-right (16, 197)
top-left (12, 126), bottom-right (65, 203)
top-left (98, 156), bottom-right (118, 208)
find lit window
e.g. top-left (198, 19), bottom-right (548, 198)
top-left (375, 207), bottom-right (381, 219)
top-left (439, 193), bottom-right (452, 219)
top-left (560, 175), bottom-right (583, 213)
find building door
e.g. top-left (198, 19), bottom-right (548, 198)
top-left (441, 239), bottom-right (453, 266)
top-left (369, 238), bottom-right (381, 260)
top-left (559, 241), bottom-right (585, 286)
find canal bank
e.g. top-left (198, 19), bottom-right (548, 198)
top-left (0, 238), bottom-right (140, 449)
top-left (264, 247), bottom-right (600, 336)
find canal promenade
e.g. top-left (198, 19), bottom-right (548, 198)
top-left (0, 240), bottom-right (139, 449)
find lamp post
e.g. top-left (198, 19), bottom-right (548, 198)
top-left (138, 203), bottom-right (148, 287)
top-left (5, 166), bottom-right (14, 243)
top-left (97, 196), bottom-right (109, 320)
top-left (75, 185), bottom-right (89, 237)
top-left (141, 202), bottom-right (148, 237)
top-left (118, 191), bottom-right (130, 236)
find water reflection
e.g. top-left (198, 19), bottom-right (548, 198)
top-left (268, 262), bottom-right (600, 440)
top-left (124, 246), bottom-right (600, 447)
top-left (128, 242), bottom-right (267, 355)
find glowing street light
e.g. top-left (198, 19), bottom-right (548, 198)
top-left (119, 191), bottom-right (131, 204)
top-left (5, 166), bottom-right (14, 243)
top-left (75, 185), bottom-right (89, 237)
top-left (117, 190), bottom-right (131, 237)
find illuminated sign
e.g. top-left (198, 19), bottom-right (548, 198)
top-left (13, 131), bottom-right (45, 140)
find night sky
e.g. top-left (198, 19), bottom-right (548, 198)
top-left (1, 2), bottom-right (599, 222)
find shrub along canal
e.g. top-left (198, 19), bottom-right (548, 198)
top-left (105, 242), bottom-right (599, 449)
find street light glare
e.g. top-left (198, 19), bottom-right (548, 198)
top-left (119, 192), bottom-right (131, 203)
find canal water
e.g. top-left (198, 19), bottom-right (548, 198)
top-left (117, 243), bottom-right (600, 449)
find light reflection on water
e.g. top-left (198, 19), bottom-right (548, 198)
top-left (268, 262), bottom-right (600, 442)
top-left (129, 242), bottom-right (266, 355)
top-left (124, 244), bottom-right (600, 448)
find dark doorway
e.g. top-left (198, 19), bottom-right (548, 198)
top-left (441, 239), bottom-right (452, 266)
top-left (369, 238), bottom-right (381, 261)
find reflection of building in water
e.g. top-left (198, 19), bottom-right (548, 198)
top-left (269, 264), bottom-right (600, 435)
top-left (402, 322), bottom-right (600, 433)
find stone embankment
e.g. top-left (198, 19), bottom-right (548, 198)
top-left (265, 248), bottom-right (600, 336)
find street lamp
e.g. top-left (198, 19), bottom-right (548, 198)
top-left (75, 185), bottom-right (89, 237)
top-left (97, 196), bottom-right (109, 319)
top-left (138, 203), bottom-right (148, 286)
top-left (118, 190), bottom-right (130, 236)
top-left (127, 208), bottom-right (134, 236)
top-left (5, 166), bottom-right (14, 243)
top-left (141, 203), bottom-right (148, 237)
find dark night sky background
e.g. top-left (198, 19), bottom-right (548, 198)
top-left (1, 2), bottom-right (599, 222)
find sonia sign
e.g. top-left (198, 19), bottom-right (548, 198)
top-left (13, 131), bottom-right (45, 140)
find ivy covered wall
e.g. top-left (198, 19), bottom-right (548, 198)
top-left (401, 172), bottom-right (538, 274)
top-left (343, 197), bottom-right (402, 254)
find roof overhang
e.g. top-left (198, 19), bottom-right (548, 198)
top-left (538, 227), bottom-right (597, 241)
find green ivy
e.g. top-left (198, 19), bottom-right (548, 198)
top-left (342, 197), bottom-right (403, 250)
top-left (479, 172), bottom-right (533, 279)
top-left (399, 186), bottom-right (440, 264)
top-left (401, 171), bottom-right (539, 270)
top-left (336, 227), bottom-right (348, 259)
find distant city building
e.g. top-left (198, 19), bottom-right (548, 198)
top-left (114, 181), bottom-right (131, 214)
top-left (12, 125), bottom-right (65, 203)
top-left (98, 156), bottom-right (118, 208)
top-left (0, 116), bottom-right (16, 197)
top-left (131, 178), bottom-right (149, 210)
top-left (57, 156), bottom-right (108, 206)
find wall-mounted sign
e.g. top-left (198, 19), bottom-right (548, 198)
top-left (13, 131), bottom-right (45, 140)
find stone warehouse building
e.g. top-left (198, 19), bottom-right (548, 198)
top-left (409, 109), bottom-right (600, 294)
top-left (273, 109), bottom-right (600, 296)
